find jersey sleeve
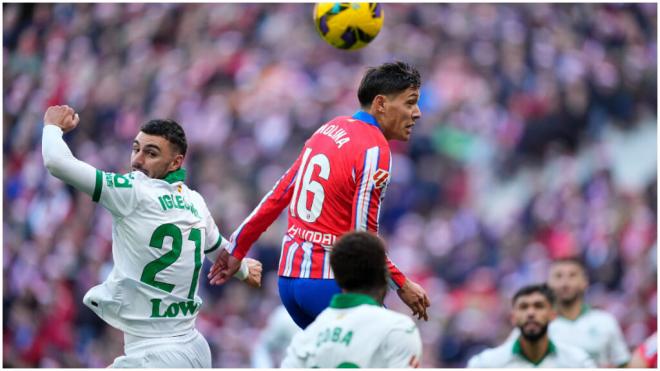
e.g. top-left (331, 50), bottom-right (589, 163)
top-left (94, 171), bottom-right (140, 217)
top-left (606, 315), bottom-right (631, 366)
top-left (381, 321), bottom-right (423, 368)
top-left (201, 205), bottom-right (226, 262)
top-left (42, 124), bottom-right (138, 216)
top-left (227, 154), bottom-right (301, 260)
top-left (42, 125), bottom-right (98, 197)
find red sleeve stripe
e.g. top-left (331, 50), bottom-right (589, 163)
top-left (354, 146), bottom-right (380, 231)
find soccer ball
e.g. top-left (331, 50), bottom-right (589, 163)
top-left (313, 3), bottom-right (384, 50)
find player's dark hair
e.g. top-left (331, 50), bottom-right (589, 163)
top-left (512, 283), bottom-right (555, 306)
top-left (330, 231), bottom-right (388, 292)
top-left (357, 61), bottom-right (421, 108)
top-left (140, 119), bottom-right (187, 156)
top-left (551, 256), bottom-right (586, 273)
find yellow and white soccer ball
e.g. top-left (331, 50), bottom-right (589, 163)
top-left (313, 3), bottom-right (384, 50)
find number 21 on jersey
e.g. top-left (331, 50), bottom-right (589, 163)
top-left (290, 147), bottom-right (330, 223)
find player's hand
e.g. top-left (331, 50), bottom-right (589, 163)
top-left (44, 105), bottom-right (80, 133)
top-left (243, 258), bottom-right (263, 288)
top-left (397, 279), bottom-right (430, 321)
top-left (208, 249), bottom-right (241, 285)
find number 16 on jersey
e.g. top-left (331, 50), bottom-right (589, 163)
top-left (290, 147), bottom-right (330, 223)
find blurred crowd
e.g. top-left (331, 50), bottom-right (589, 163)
top-left (3, 3), bottom-right (656, 367)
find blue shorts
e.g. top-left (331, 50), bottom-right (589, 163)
top-left (278, 277), bottom-right (341, 329)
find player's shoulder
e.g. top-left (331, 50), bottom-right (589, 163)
top-left (467, 343), bottom-right (512, 367)
top-left (365, 306), bottom-right (418, 334)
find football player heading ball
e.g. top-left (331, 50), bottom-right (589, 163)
top-left (209, 61), bottom-right (430, 329)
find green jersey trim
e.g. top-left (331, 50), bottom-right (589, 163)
top-left (163, 168), bottom-right (186, 184)
top-left (512, 338), bottom-right (557, 366)
top-left (204, 235), bottom-right (223, 254)
top-left (92, 169), bottom-right (103, 202)
top-left (329, 293), bottom-right (379, 309)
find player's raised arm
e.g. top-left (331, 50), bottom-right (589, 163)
top-left (208, 154), bottom-right (302, 285)
top-left (42, 105), bottom-right (98, 196)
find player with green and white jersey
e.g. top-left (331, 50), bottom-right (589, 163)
top-left (546, 257), bottom-right (631, 367)
top-left (467, 284), bottom-right (595, 368)
top-left (281, 232), bottom-right (422, 368)
top-left (41, 105), bottom-right (262, 368)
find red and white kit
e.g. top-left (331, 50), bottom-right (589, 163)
top-left (228, 112), bottom-right (406, 288)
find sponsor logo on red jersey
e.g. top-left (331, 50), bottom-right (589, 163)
top-left (372, 169), bottom-right (389, 189)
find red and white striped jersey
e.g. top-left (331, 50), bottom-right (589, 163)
top-left (227, 111), bottom-right (407, 288)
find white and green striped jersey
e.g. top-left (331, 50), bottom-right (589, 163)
top-left (281, 293), bottom-right (422, 368)
top-left (42, 125), bottom-right (228, 338)
top-left (467, 338), bottom-right (596, 368)
top-left (549, 305), bottom-right (631, 367)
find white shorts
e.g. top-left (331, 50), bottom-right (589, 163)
top-left (111, 329), bottom-right (212, 368)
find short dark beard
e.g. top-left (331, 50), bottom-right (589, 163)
top-left (520, 322), bottom-right (549, 342)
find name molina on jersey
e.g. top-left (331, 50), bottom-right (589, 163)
top-left (315, 123), bottom-right (351, 149)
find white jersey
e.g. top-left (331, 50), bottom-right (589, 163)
top-left (467, 338), bottom-right (596, 368)
top-left (549, 306), bottom-right (631, 367)
top-left (42, 125), bottom-right (227, 338)
top-left (281, 293), bottom-right (422, 368)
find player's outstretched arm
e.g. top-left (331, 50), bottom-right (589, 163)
top-left (397, 279), bottom-right (430, 321)
top-left (42, 105), bottom-right (97, 197)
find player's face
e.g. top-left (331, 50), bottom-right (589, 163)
top-left (379, 87), bottom-right (421, 141)
top-left (547, 262), bottom-right (588, 305)
top-left (511, 292), bottom-right (555, 342)
top-left (131, 132), bottom-right (183, 179)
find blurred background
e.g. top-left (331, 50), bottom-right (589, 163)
top-left (3, 3), bottom-right (657, 367)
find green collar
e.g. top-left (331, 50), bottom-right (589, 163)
top-left (163, 168), bottom-right (186, 184)
top-left (329, 293), bottom-right (380, 309)
top-left (512, 338), bottom-right (556, 366)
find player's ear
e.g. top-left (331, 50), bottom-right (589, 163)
top-left (169, 153), bottom-right (184, 172)
top-left (373, 95), bottom-right (387, 113)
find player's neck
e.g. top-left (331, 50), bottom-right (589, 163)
top-left (364, 108), bottom-right (391, 139)
top-left (556, 298), bottom-right (584, 320)
top-left (519, 336), bottom-right (551, 364)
